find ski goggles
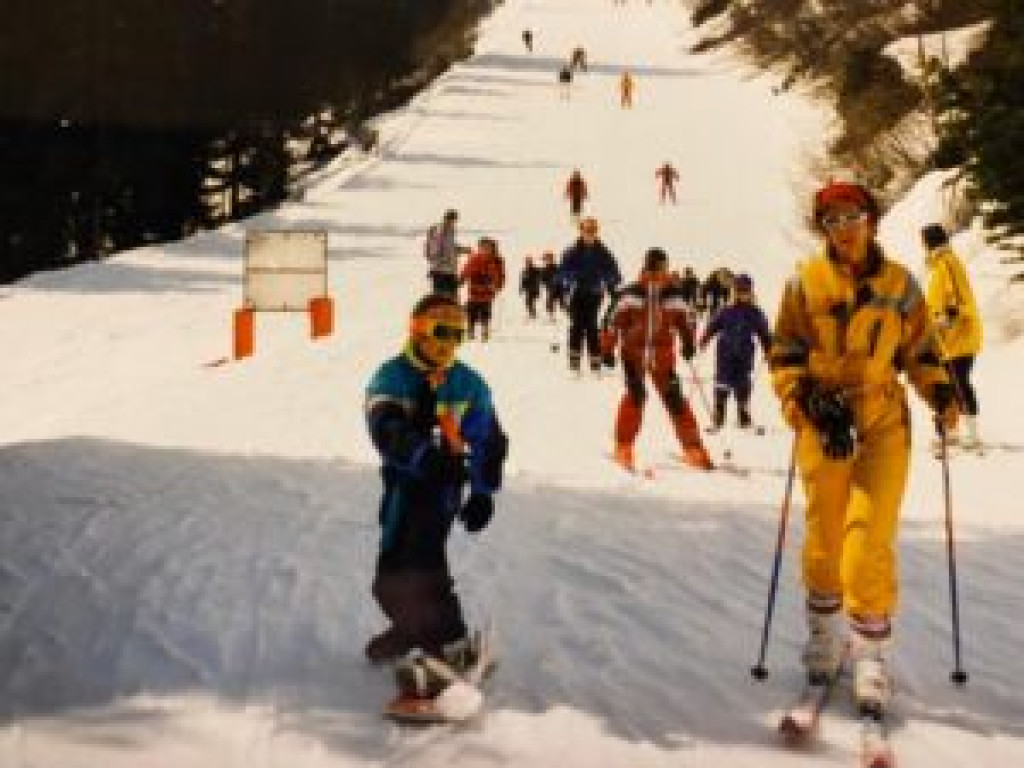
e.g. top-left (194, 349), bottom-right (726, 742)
top-left (410, 317), bottom-right (466, 343)
top-left (820, 210), bottom-right (869, 230)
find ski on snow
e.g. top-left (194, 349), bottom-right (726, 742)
top-left (778, 677), bottom-right (896, 767)
top-left (858, 706), bottom-right (896, 768)
top-left (778, 676), bottom-right (837, 745)
top-left (607, 453), bottom-right (657, 479)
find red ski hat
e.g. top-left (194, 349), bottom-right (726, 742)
top-left (813, 181), bottom-right (879, 224)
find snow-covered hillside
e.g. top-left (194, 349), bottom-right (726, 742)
top-left (1, 1), bottom-right (1022, 766)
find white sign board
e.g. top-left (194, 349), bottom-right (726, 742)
top-left (244, 230), bottom-right (328, 311)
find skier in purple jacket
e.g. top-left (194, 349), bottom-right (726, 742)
top-left (698, 273), bottom-right (772, 430)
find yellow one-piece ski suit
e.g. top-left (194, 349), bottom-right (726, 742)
top-left (770, 246), bottom-right (950, 621)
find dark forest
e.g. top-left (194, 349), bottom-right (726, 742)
top-left (0, 0), bottom-right (492, 283)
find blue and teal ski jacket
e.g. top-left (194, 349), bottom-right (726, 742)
top-left (365, 351), bottom-right (507, 568)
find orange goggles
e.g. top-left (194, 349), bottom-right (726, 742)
top-left (410, 317), bottom-right (467, 343)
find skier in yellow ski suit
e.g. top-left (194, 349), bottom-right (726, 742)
top-left (921, 223), bottom-right (983, 446)
top-left (769, 181), bottom-right (958, 710)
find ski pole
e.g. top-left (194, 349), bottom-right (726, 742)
top-left (751, 436), bottom-right (798, 681)
top-left (938, 423), bottom-right (969, 686)
top-left (685, 358), bottom-right (714, 421)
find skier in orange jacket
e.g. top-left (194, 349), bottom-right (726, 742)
top-left (601, 247), bottom-right (714, 471)
top-left (459, 237), bottom-right (506, 341)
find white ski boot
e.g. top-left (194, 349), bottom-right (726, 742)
top-left (442, 629), bottom-right (493, 678)
top-left (802, 609), bottom-right (846, 684)
top-left (394, 630), bottom-right (490, 699)
top-left (852, 634), bottom-right (894, 714)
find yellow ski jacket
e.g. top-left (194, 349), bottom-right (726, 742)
top-left (771, 246), bottom-right (949, 436)
top-left (924, 245), bottom-right (982, 359)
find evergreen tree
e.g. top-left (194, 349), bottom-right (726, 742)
top-left (0, 0), bottom-right (493, 282)
top-left (935, 1), bottom-right (1024, 241)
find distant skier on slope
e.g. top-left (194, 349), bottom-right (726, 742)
top-left (678, 266), bottom-right (701, 310)
top-left (601, 247), bottom-right (714, 471)
top-left (569, 46), bottom-right (588, 72)
top-left (364, 294), bottom-right (508, 699)
top-left (424, 209), bottom-right (471, 297)
top-left (698, 273), bottom-right (771, 431)
top-left (459, 237), bottom-right (506, 341)
top-left (565, 168), bottom-right (588, 221)
top-left (557, 64), bottom-right (573, 100)
top-left (520, 255), bottom-right (543, 319)
top-left (701, 267), bottom-right (731, 316)
top-left (522, 29), bottom-right (533, 52)
top-left (619, 70), bottom-right (635, 108)
top-left (540, 251), bottom-right (564, 320)
top-left (769, 180), bottom-right (957, 717)
top-left (655, 162), bottom-right (679, 204)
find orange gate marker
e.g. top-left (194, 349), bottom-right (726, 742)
top-left (233, 308), bottom-right (254, 359)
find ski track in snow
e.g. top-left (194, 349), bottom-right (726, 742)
top-left (1, 0), bottom-right (1024, 766)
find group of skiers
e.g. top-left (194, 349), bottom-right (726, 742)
top-left (358, 0), bottom-right (987, 726)
top-left (519, 251), bottom-right (564, 321)
top-left (367, 180), bottom-right (985, 723)
top-left (423, 209), bottom-right (506, 342)
top-left (547, 40), bottom-right (639, 110)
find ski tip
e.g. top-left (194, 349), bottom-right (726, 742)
top-left (861, 741), bottom-right (896, 768)
top-left (778, 715), bottom-right (813, 746)
top-left (384, 695), bottom-right (448, 724)
top-left (863, 754), bottom-right (896, 768)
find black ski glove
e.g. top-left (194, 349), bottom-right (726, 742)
top-left (931, 380), bottom-right (959, 435)
top-left (478, 417), bottom-right (509, 489)
top-left (680, 336), bottom-right (696, 362)
top-left (799, 382), bottom-right (855, 460)
top-left (459, 493), bottom-right (494, 533)
top-left (418, 445), bottom-right (467, 485)
top-left (602, 351), bottom-right (616, 368)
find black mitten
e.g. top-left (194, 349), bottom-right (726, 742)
top-left (602, 351), bottom-right (616, 368)
top-left (479, 418), bottom-right (508, 489)
top-left (932, 381), bottom-right (955, 412)
top-left (680, 336), bottom-right (696, 361)
top-left (459, 494), bottom-right (494, 533)
top-left (799, 382), bottom-right (856, 460)
top-left (931, 380), bottom-right (959, 434)
top-left (418, 445), bottom-right (467, 485)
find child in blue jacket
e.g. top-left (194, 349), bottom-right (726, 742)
top-left (699, 273), bottom-right (772, 430)
top-left (364, 294), bottom-right (508, 695)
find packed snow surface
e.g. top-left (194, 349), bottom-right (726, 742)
top-left (1, 1), bottom-right (1022, 766)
